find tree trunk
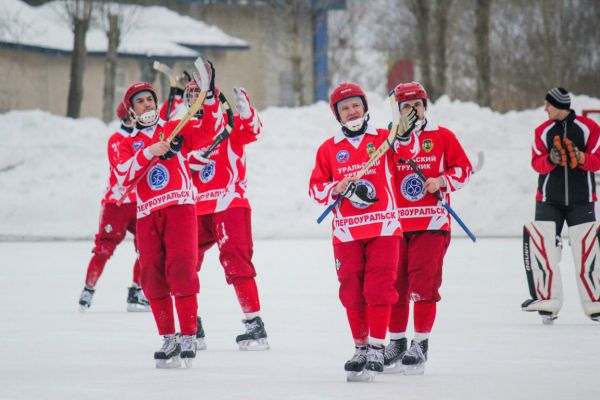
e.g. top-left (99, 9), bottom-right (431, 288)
top-left (102, 13), bottom-right (120, 123)
top-left (434, 0), bottom-right (452, 100)
top-left (290, 2), bottom-right (305, 106)
top-left (475, 0), bottom-right (491, 107)
top-left (66, 15), bottom-right (90, 118)
top-left (409, 0), bottom-right (432, 97)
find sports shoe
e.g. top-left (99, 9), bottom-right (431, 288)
top-left (344, 346), bottom-right (367, 372)
top-left (365, 344), bottom-right (384, 373)
top-left (78, 286), bottom-right (95, 312)
top-left (154, 334), bottom-right (181, 369)
top-left (402, 339), bottom-right (428, 375)
top-left (236, 316), bottom-right (269, 350)
top-left (127, 285), bottom-right (150, 312)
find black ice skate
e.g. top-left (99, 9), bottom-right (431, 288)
top-left (78, 286), bottom-right (95, 312)
top-left (383, 338), bottom-right (407, 374)
top-left (236, 316), bottom-right (269, 351)
top-left (364, 344), bottom-right (385, 378)
top-left (345, 346), bottom-right (369, 382)
top-left (154, 334), bottom-right (181, 369)
top-left (195, 316), bottom-right (207, 350)
top-left (179, 335), bottom-right (196, 368)
top-left (591, 312), bottom-right (600, 323)
top-left (402, 339), bottom-right (428, 375)
top-left (126, 285), bottom-right (150, 312)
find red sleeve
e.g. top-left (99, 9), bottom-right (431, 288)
top-left (107, 133), bottom-right (122, 169)
top-left (230, 109), bottom-right (262, 146)
top-left (440, 129), bottom-right (472, 192)
top-left (580, 118), bottom-right (600, 172)
top-left (308, 142), bottom-right (339, 206)
top-left (531, 122), bottom-right (556, 174)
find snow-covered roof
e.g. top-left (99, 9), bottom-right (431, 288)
top-left (0, 0), bottom-right (249, 59)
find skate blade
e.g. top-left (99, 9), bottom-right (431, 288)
top-left (183, 357), bottom-right (194, 369)
top-left (383, 361), bottom-right (405, 374)
top-left (238, 338), bottom-right (270, 351)
top-left (155, 356), bottom-right (181, 369)
top-left (195, 338), bottom-right (207, 351)
top-left (402, 363), bottom-right (425, 375)
top-left (78, 305), bottom-right (89, 313)
top-left (127, 303), bottom-right (151, 312)
top-left (346, 370), bottom-right (374, 382)
top-left (541, 316), bottom-right (557, 325)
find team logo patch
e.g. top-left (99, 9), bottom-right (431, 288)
top-left (367, 143), bottom-right (375, 157)
top-left (401, 173), bottom-right (426, 201)
top-left (422, 139), bottom-right (433, 153)
top-left (200, 160), bottom-right (216, 183)
top-left (336, 150), bottom-right (350, 163)
top-left (335, 258), bottom-right (341, 271)
top-left (147, 164), bottom-right (170, 190)
top-left (133, 141), bottom-right (145, 150)
top-left (351, 179), bottom-right (376, 209)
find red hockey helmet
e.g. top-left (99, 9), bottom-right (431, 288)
top-left (122, 82), bottom-right (158, 112)
top-left (115, 101), bottom-right (128, 121)
top-left (394, 81), bottom-right (428, 108)
top-left (329, 82), bottom-right (368, 121)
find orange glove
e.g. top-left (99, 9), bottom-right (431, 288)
top-left (553, 135), bottom-right (567, 167)
top-left (563, 138), bottom-right (580, 169)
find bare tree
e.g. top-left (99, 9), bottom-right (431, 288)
top-left (62, 0), bottom-right (94, 119)
top-left (96, 1), bottom-right (139, 123)
top-left (407, 0), bottom-right (433, 97)
top-left (433, 0), bottom-right (452, 100)
top-left (262, 0), bottom-right (314, 106)
top-left (474, 0), bottom-right (490, 107)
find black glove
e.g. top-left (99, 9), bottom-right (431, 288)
top-left (160, 135), bottom-right (184, 160)
top-left (342, 181), bottom-right (379, 206)
top-left (548, 146), bottom-right (562, 165)
top-left (396, 106), bottom-right (418, 142)
top-left (205, 60), bottom-right (216, 99)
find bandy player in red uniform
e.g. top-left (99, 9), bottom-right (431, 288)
top-left (116, 64), bottom-right (224, 368)
top-left (78, 102), bottom-right (149, 313)
top-left (384, 82), bottom-right (472, 375)
top-left (184, 81), bottom-right (269, 350)
top-left (309, 82), bottom-right (409, 381)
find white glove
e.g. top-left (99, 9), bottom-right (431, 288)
top-left (234, 87), bottom-right (252, 119)
top-left (189, 150), bottom-right (210, 172)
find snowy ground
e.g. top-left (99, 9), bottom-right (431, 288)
top-left (0, 238), bottom-right (597, 400)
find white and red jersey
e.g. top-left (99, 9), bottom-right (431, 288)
top-left (309, 125), bottom-right (403, 244)
top-left (102, 126), bottom-right (136, 205)
top-left (115, 100), bottom-right (224, 219)
top-left (394, 120), bottom-right (472, 232)
top-left (188, 109), bottom-right (262, 215)
top-left (159, 95), bottom-right (185, 122)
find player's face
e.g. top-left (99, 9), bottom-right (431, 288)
top-left (400, 99), bottom-right (426, 120)
top-left (338, 98), bottom-right (364, 123)
top-left (544, 101), bottom-right (567, 121)
top-left (133, 93), bottom-right (156, 116)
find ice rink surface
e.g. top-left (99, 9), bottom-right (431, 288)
top-left (0, 238), bottom-right (598, 400)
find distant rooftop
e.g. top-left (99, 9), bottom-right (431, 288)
top-left (0, 0), bottom-right (249, 60)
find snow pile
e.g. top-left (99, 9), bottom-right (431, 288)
top-left (0, 0), bottom-right (247, 58)
top-left (2, 94), bottom-right (600, 239)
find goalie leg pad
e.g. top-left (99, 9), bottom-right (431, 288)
top-left (567, 222), bottom-right (600, 318)
top-left (521, 221), bottom-right (564, 314)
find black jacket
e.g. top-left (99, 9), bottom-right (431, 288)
top-left (532, 110), bottom-right (600, 205)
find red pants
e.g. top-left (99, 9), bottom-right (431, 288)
top-left (389, 231), bottom-right (450, 333)
top-left (197, 207), bottom-right (260, 313)
top-left (334, 236), bottom-right (400, 342)
top-left (85, 202), bottom-right (139, 288)
top-left (136, 205), bottom-right (199, 300)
